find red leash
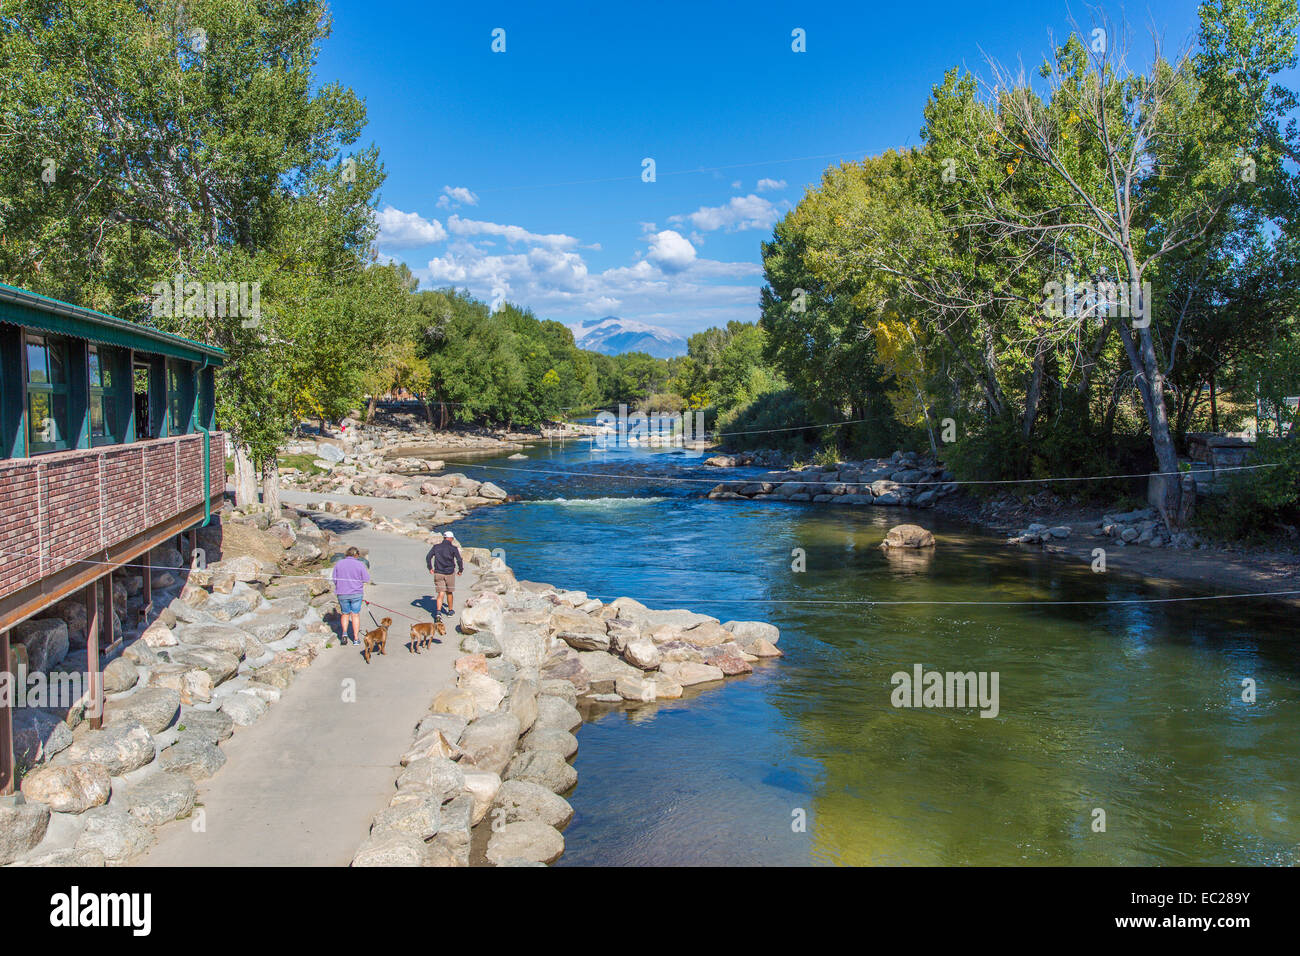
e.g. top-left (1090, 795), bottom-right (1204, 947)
top-left (363, 599), bottom-right (427, 622)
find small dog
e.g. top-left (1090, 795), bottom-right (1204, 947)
top-left (362, 618), bottom-right (392, 663)
top-left (408, 618), bottom-right (446, 653)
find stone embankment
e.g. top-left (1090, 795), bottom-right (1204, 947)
top-left (707, 450), bottom-right (959, 509)
top-left (352, 550), bottom-right (782, 867)
top-left (1, 511), bottom-right (347, 867)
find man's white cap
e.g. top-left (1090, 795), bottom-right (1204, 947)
top-left (443, 531), bottom-right (455, 538)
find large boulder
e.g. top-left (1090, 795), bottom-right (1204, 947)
top-left (485, 820), bottom-right (565, 865)
top-left (721, 620), bottom-right (781, 647)
top-left (175, 623), bottom-right (249, 657)
top-left (461, 770), bottom-right (503, 825)
top-left (658, 660), bottom-right (725, 687)
top-left (457, 672), bottom-right (505, 714)
top-left (547, 608), bottom-right (609, 652)
top-left (458, 601), bottom-right (504, 637)
top-left (20, 763), bottom-right (111, 813)
top-left (166, 646), bottom-right (241, 684)
top-left (534, 695), bottom-right (582, 733)
top-left (63, 720), bottom-right (156, 775)
top-left (124, 772), bottom-right (198, 826)
top-left (177, 707), bottom-right (234, 744)
top-left (101, 656), bottom-right (139, 694)
top-left (492, 779), bottom-right (574, 830)
top-left (103, 687), bottom-right (181, 733)
top-left (506, 677), bottom-right (539, 733)
top-left (351, 834), bottom-right (431, 867)
top-left (158, 732), bottom-right (227, 779)
top-left (11, 708), bottom-right (73, 764)
top-left (458, 712), bottom-right (522, 776)
top-left (396, 756), bottom-right (464, 800)
top-left (370, 796), bottom-right (441, 842)
top-left (75, 806), bottom-right (155, 864)
top-left (520, 726), bottom-right (578, 759)
top-left (221, 691), bottom-right (268, 726)
top-left (13, 618), bottom-right (69, 673)
top-left (881, 523), bottom-right (936, 549)
top-left (0, 798), bottom-right (51, 865)
top-left (504, 750), bottom-right (578, 794)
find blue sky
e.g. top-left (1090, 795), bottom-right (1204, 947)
top-left (318, 0), bottom-right (1213, 338)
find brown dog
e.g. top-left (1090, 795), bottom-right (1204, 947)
top-left (409, 619), bottom-right (446, 653)
top-left (362, 617), bottom-right (392, 663)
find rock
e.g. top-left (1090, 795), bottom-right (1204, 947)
top-left (461, 770), bottom-right (502, 824)
top-left (506, 677), bottom-right (539, 733)
top-left (125, 772), bottom-right (197, 825)
top-left (622, 638), bottom-right (661, 670)
top-left (221, 692), bottom-right (268, 725)
top-left (103, 687), bottom-right (181, 733)
top-left (458, 712), bottom-right (522, 776)
top-left (75, 805), bottom-right (155, 865)
top-left (881, 523), bottom-right (936, 549)
top-left (538, 679), bottom-right (579, 707)
top-left (459, 632), bottom-right (502, 657)
top-left (371, 797), bottom-right (441, 841)
top-left (140, 620), bottom-right (179, 648)
top-left (721, 620), bottom-right (780, 647)
top-left (430, 688), bottom-right (478, 721)
top-left (492, 780), bottom-right (575, 830)
top-left (616, 674), bottom-right (657, 702)
top-left (147, 662), bottom-right (215, 704)
top-left (519, 726), bottom-right (579, 759)
top-left (547, 608), bottom-right (610, 652)
top-left (486, 820), bottom-right (565, 865)
top-left (158, 732), bottom-right (227, 779)
top-left (177, 707), bottom-right (235, 744)
top-left (11, 708), bottom-right (73, 764)
top-left (401, 730), bottom-right (462, 765)
top-left (63, 720), bottom-right (156, 775)
top-left (175, 623), bottom-right (249, 657)
top-left (239, 612), bottom-right (294, 644)
top-left (505, 749), bottom-right (578, 794)
top-left (351, 833), bottom-right (430, 867)
top-left (13, 618), bottom-right (69, 672)
top-left (539, 651), bottom-right (590, 695)
top-left (458, 672), bottom-right (506, 714)
top-left (658, 660), bottom-right (725, 686)
top-left (679, 620), bottom-right (734, 647)
top-left (102, 656), bottom-right (139, 694)
top-left (458, 602), bottom-right (504, 637)
top-left (414, 713), bottom-right (468, 742)
top-left (396, 756), bottom-right (465, 799)
top-left (0, 798), bottom-right (52, 864)
top-left (478, 482), bottom-right (508, 500)
top-left (20, 763), bottom-right (112, 813)
top-left (497, 629), bottom-right (550, 670)
top-left (534, 694), bottom-right (583, 733)
top-left (575, 650), bottom-right (640, 691)
top-left (749, 637), bottom-right (783, 658)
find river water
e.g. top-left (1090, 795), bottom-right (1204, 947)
top-left (433, 437), bottom-right (1299, 866)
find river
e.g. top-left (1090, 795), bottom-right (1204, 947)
top-left (431, 436), bottom-right (1300, 866)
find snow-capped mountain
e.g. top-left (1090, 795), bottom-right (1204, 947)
top-left (572, 316), bottom-right (687, 358)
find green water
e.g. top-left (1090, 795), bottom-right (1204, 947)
top-left (443, 441), bottom-right (1300, 866)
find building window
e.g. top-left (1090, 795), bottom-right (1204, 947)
top-left (166, 360), bottom-right (190, 435)
top-left (25, 332), bottom-right (70, 452)
top-left (88, 344), bottom-right (125, 444)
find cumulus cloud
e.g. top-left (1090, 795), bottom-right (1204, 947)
top-left (668, 194), bottom-right (788, 233)
top-left (374, 205), bottom-right (447, 246)
top-left (435, 185), bottom-right (480, 209)
top-left (756, 177), bottom-right (787, 192)
top-left (645, 230), bottom-right (697, 272)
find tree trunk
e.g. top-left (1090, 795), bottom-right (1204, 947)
top-left (1022, 347), bottom-right (1046, 440)
top-left (365, 395), bottom-right (377, 423)
top-left (261, 456), bottom-right (281, 519)
top-left (1210, 375), bottom-right (1219, 432)
top-left (232, 441), bottom-right (258, 507)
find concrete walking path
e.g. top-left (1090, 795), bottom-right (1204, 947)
top-left (138, 514), bottom-right (479, 867)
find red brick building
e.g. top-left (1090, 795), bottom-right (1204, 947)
top-left (0, 283), bottom-right (226, 793)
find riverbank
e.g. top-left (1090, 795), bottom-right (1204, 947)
top-left (351, 545), bottom-right (783, 867)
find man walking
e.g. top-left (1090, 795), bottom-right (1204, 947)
top-left (426, 531), bottom-right (464, 616)
top-left (331, 546), bottom-right (370, 645)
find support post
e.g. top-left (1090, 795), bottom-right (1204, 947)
top-left (86, 580), bottom-right (102, 730)
top-left (0, 630), bottom-right (14, 795)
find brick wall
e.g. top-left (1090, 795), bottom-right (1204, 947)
top-left (0, 432), bottom-right (224, 599)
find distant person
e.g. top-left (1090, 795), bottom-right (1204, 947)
top-left (426, 531), bottom-right (464, 616)
top-left (332, 546), bottom-right (371, 644)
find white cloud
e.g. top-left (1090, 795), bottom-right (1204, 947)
top-left (446, 215), bottom-right (580, 250)
top-left (435, 185), bottom-right (480, 209)
top-left (756, 177), bottom-right (787, 192)
top-left (375, 205), bottom-right (446, 246)
top-left (668, 194), bottom-right (788, 233)
top-left (645, 230), bottom-right (696, 273)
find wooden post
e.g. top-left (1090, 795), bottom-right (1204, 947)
top-left (0, 630), bottom-right (14, 795)
top-left (141, 555), bottom-right (152, 614)
top-left (85, 579), bottom-right (102, 730)
top-left (189, 527), bottom-right (198, 564)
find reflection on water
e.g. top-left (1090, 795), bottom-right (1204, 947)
top-left (448, 440), bottom-right (1300, 866)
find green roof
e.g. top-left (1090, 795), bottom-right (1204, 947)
top-left (0, 282), bottom-right (225, 365)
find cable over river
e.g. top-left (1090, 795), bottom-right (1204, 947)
top-left (430, 438), bottom-right (1300, 866)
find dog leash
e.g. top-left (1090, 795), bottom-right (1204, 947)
top-left (363, 598), bottom-right (428, 623)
